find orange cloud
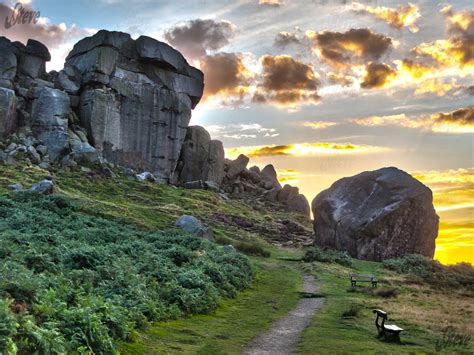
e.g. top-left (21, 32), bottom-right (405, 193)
top-left (352, 2), bottom-right (420, 32)
top-left (254, 55), bottom-right (320, 108)
top-left (199, 52), bottom-right (253, 101)
top-left (327, 72), bottom-right (355, 86)
top-left (307, 28), bottom-right (393, 69)
top-left (351, 108), bottom-right (474, 133)
top-left (413, 7), bottom-right (473, 72)
top-left (225, 142), bottom-right (387, 159)
top-left (360, 62), bottom-right (397, 89)
top-left (277, 169), bottom-right (300, 184)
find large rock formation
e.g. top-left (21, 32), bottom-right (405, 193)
top-left (170, 124), bottom-right (310, 217)
top-left (0, 31), bottom-right (204, 181)
top-left (311, 167), bottom-right (439, 261)
top-left (64, 30), bottom-right (204, 181)
top-left (172, 125), bottom-right (224, 186)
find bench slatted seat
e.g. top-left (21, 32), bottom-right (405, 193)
top-left (373, 309), bottom-right (404, 342)
top-left (350, 273), bottom-right (377, 288)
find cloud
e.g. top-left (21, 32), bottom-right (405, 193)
top-left (413, 7), bottom-right (473, 71)
top-left (164, 19), bottom-right (235, 60)
top-left (225, 142), bottom-right (387, 159)
top-left (207, 123), bottom-right (279, 139)
top-left (274, 31), bottom-right (301, 47)
top-left (258, 0), bottom-right (282, 7)
top-left (414, 78), bottom-right (461, 97)
top-left (307, 28), bottom-right (393, 68)
top-left (277, 169), bottom-right (300, 184)
top-left (254, 55), bottom-right (320, 107)
top-left (0, 2), bottom-right (93, 56)
top-left (396, 59), bottom-right (434, 79)
top-left (360, 62), bottom-right (397, 89)
top-left (434, 107), bottom-right (473, 126)
top-left (351, 107), bottom-right (474, 133)
top-left (327, 72), bottom-right (355, 86)
top-left (302, 121), bottom-right (338, 130)
top-left (351, 2), bottom-right (420, 33)
top-left (199, 52), bottom-right (253, 101)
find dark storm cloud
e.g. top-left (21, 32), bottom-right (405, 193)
top-left (309, 28), bottom-right (393, 67)
top-left (164, 19), bottom-right (235, 60)
top-left (199, 52), bottom-right (251, 99)
top-left (360, 62), bottom-right (397, 89)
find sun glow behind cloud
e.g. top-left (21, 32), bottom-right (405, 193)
top-left (225, 142), bottom-right (387, 159)
top-left (351, 2), bottom-right (421, 32)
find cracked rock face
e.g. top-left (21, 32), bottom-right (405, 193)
top-left (311, 167), bottom-right (439, 261)
top-left (173, 125), bottom-right (225, 186)
top-left (65, 30), bottom-right (204, 181)
top-left (0, 30), bottom-right (203, 179)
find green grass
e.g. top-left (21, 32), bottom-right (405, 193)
top-left (120, 254), bottom-right (303, 354)
top-left (0, 163), bottom-right (310, 251)
top-left (298, 259), bottom-right (473, 353)
top-left (0, 192), bottom-right (254, 353)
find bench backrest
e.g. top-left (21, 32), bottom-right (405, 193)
top-left (351, 274), bottom-right (376, 281)
top-left (373, 309), bottom-right (388, 329)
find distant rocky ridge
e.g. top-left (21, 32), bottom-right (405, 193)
top-left (0, 30), bottom-right (310, 217)
top-left (311, 167), bottom-right (439, 261)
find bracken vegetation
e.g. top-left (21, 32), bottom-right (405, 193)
top-left (0, 192), bottom-right (253, 354)
top-left (383, 254), bottom-right (474, 290)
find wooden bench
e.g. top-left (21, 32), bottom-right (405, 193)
top-left (350, 274), bottom-right (377, 288)
top-left (373, 309), bottom-right (404, 342)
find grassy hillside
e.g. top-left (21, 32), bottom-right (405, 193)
top-left (0, 162), bottom-right (472, 354)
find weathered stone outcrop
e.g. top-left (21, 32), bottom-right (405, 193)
top-left (0, 31), bottom-right (204, 180)
top-left (311, 167), bottom-right (439, 261)
top-left (63, 30), bottom-right (204, 181)
top-left (173, 125), bottom-right (224, 186)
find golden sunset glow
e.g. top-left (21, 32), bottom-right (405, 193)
top-left (414, 39), bottom-right (474, 72)
top-left (413, 168), bottom-right (474, 265)
top-left (225, 142), bottom-right (387, 159)
top-left (351, 108), bottom-right (474, 133)
top-left (352, 2), bottom-right (421, 32)
top-left (277, 169), bottom-right (300, 185)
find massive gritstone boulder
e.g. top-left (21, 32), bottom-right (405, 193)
top-left (65, 31), bottom-right (204, 181)
top-left (0, 31), bottom-right (204, 181)
top-left (311, 167), bottom-right (439, 261)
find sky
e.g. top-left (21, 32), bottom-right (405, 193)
top-left (0, 0), bottom-right (472, 265)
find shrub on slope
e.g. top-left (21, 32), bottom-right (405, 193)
top-left (0, 192), bottom-right (253, 353)
top-left (383, 254), bottom-right (474, 290)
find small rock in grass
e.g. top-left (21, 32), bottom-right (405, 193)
top-left (8, 183), bottom-right (23, 192)
top-left (30, 179), bottom-right (55, 195)
top-left (175, 215), bottom-right (214, 241)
